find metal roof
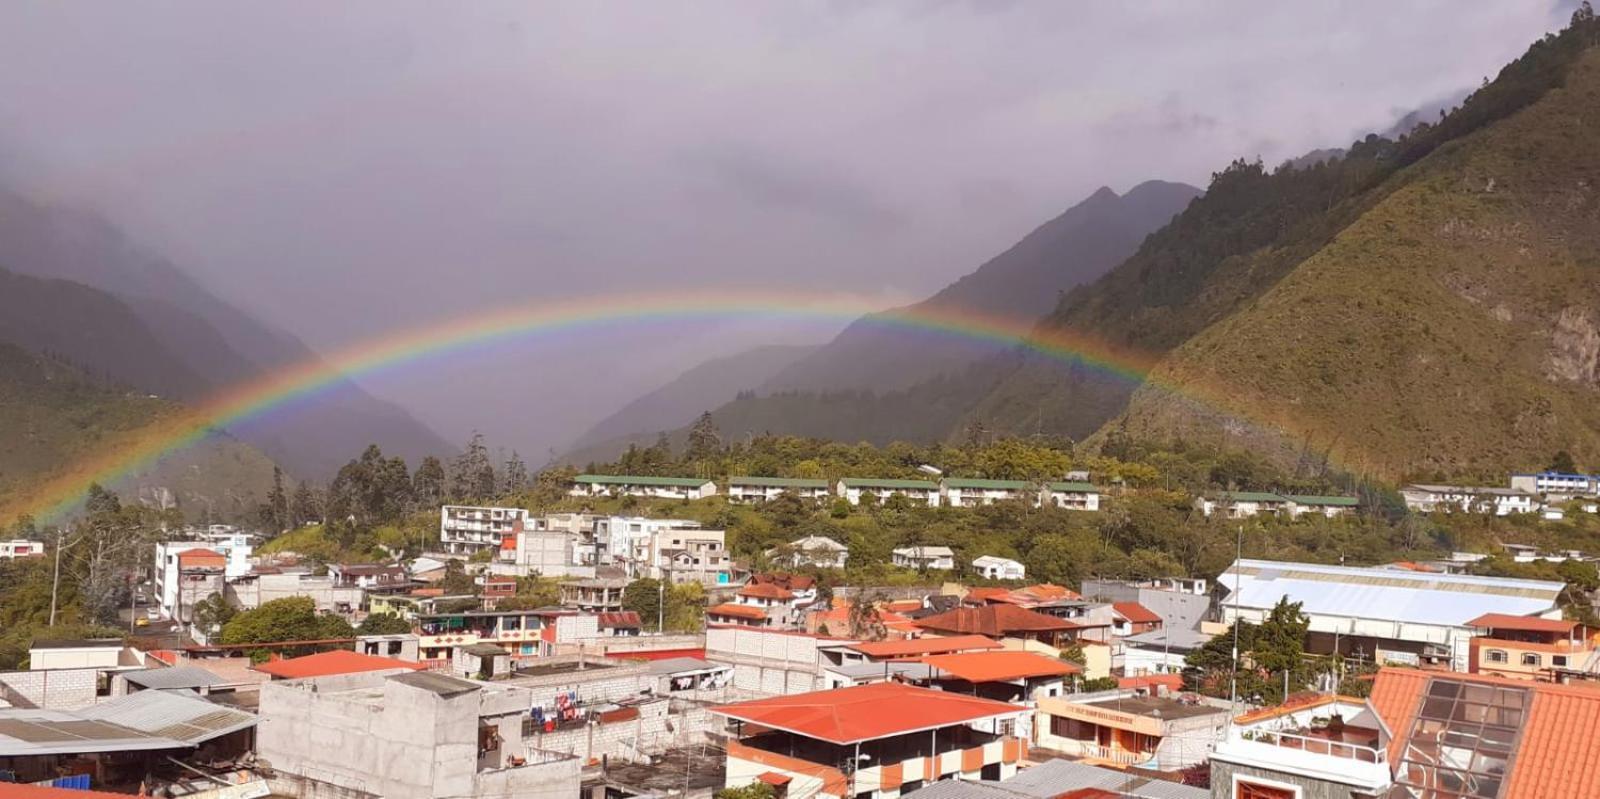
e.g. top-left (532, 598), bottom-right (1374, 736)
top-left (646, 657), bottom-right (729, 676)
top-left (575, 474), bottom-right (711, 487)
top-left (729, 476), bottom-right (830, 488)
top-left (120, 666), bottom-right (227, 690)
top-left (943, 478), bottom-right (1031, 490)
top-left (840, 478), bottom-right (938, 490)
top-left (0, 710), bottom-right (183, 756)
top-left (1122, 627), bottom-right (1214, 651)
top-left (388, 671), bottom-right (481, 697)
top-left (1220, 559), bottom-right (1564, 627)
top-left (76, 690), bottom-right (256, 744)
top-left (904, 758), bottom-right (1204, 799)
top-left (824, 661), bottom-right (937, 681)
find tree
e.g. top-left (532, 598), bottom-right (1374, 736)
top-left (1550, 450), bottom-right (1579, 473)
top-left (450, 433), bottom-right (497, 501)
top-left (848, 589), bottom-right (889, 641)
top-left (356, 613), bottom-right (413, 635)
top-left (623, 578), bottom-right (664, 631)
top-left (413, 456), bottom-right (446, 510)
top-left (261, 467), bottom-right (289, 535)
top-left (687, 412), bottom-right (723, 463)
top-left (502, 451), bottom-right (531, 495)
top-left (440, 559), bottom-right (476, 595)
top-left (289, 480), bottom-right (320, 528)
top-left (715, 783), bottom-right (776, 799)
top-left (191, 594), bottom-right (237, 637)
top-left (220, 597), bottom-right (352, 657)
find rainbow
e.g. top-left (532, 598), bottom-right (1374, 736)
top-left (2, 289), bottom-right (1280, 525)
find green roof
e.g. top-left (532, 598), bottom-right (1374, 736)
top-left (944, 478), bottom-right (1032, 490)
top-left (1286, 495), bottom-right (1359, 506)
top-left (1207, 491), bottom-right (1287, 502)
top-left (730, 476), bottom-right (830, 488)
top-left (1046, 481), bottom-right (1101, 492)
top-left (839, 478), bottom-right (938, 490)
top-left (575, 474), bottom-right (711, 487)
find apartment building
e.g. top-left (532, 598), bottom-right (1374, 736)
top-left (836, 478), bottom-right (941, 507)
top-left (570, 474), bottom-right (718, 500)
top-left (1466, 612), bottom-right (1600, 681)
top-left (1043, 481), bottom-right (1102, 511)
top-left (892, 545), bottom-right (956, 570)
top-left (1401, 484), bottom-right (1537, 515)
top-left (942, 478), bottom-right (1033, 507)
top-left (727, 476), bottom-right (833, 502)
top-left (770, 535), bottom-right (850, 569)
top-left (1035, 688), bottom-right (1229, 769)
top-left (438, 505), bottom-right (530, 555)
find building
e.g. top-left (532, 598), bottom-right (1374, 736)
top-left (499, 520), bottom-right (596, 579)
top-left (1034, 688), bottom-right (1230, 769)
top-left (1080, 578), bottom-right (1211, 634)
top-left (1283, 494), bottom-right (1360, 518)
top-left (972, 556), bottom-right (1026, 581)
top-left (706, 626), bottom-right (854, 696)
top-left (713, 682), bottom-right (1029, 799)
top-left (226, 568), bottom-right (365, 619)
top-left (1111, 602), bottom-right (1163, 636)
top-left (438, 504), bottom-right (531, 555)
top-left (770, 535), bottom-right (850, 569)
top-left (1042, 481), bottom-right (1102, 511)
top-left (153, 537), bottom-right (252, 622)
top-left (893, 545), bottom-right (957, 570)
top-left (837, 478), bottom-right (941, 507)
top-left (1219, 559), bottom-right (1565, 671)
top-left (899, 757), bottom-right (1204, 799)
top-left (1119, 626), bottom-right (1214, 678)
top-left (570, 474), bottom-right (718, 500)
top-left (560, 568), bottom-right (629, 613)
top-left (914, 605), bottom-right (1082, 649)
top-left (1466, 612), bottom-right (1600, 681)
top-left (920, 650), bottom-right (1077, 741)
top-left (257, 670), bottom-right (579, 799)
top-left (254, 649), bottom-right (425, 680)
top-left (728, 476), bottom-right (833, 502)
top-left (1401, 484), bottom-right (1537, 515)
top-left (416, 608), bottom-right (604, 662)
top-left (648, 526), bottom-right (734, 586)
top-left (163, 548), bottom-right (226, 628)
top-left (0, 539), bottom-right (45, 559)
top-left (942, 478), bottom-right (1034, 507)
top-left (328, 562), bottom-right (408, 589)
top-left (1195, 492), bottom-right (1289, 518)
top-left (1210, 692), bottom-right (1391, 798)
top-left (707, 602), bottom-right (775, 627)
top-left (1510, 469), bottom-right (1600, 496)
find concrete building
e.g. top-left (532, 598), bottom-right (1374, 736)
top-left (1042, 481), bottom-right (1102, 511)
top-left (160, 548), bottom-right (226, 628)
top-left (416, 609), bottom-right (604, 662)
top-left (706, 626), bottom-right (855, 696)
top-left (713, 682), bottom-right (1029, 799)
top-left (258, 670), bottom-right (579, 799)
top-left (153, 537), bottom-right (252, 622)
top-left (1219, 559), bottom-right (1565, 671)
top-left (328, 562), bottom-right (408, 589)
top-left (1119, 626), bottom-right (1214, 678)
top-left (900, 757), bottom-right (1204, 799)
top-left (439, 504), bottom-right (530, 556)
top-left (893, 545), bottom-right (956, 570)
top-left (1511, 469), bottom-right (1600, 496)
top-left (226, 569), bottom-right (365, 618)
top-left (728, 476), bottom-right (833, 502)
top-left (1195, 492), bottom-right (1289, 518)
top-left (1282, 494), bottom-right (1359, 518)
top-left (1035, 688), bottom-right (1229, 769)
top-left (1401, 484), bottom-right (1537, 515)
top-left (1080, 577), bottom-right (1211, 634)
top-left (571, 474), bottom-right (718, 500)
top-left (1466, 612), bottom-right (1600, 681)
top-left (972, 555), bottom-right (1026, 581)
top-left (941, 478), bottom-right (1033, 507)
top-left (837, 478), bottom-right (941, 507)
top-left (560, 569), bottom-right (629, 613)
top-left (0, 539), bottom-right (45, 559)
top-left (498, 522), bottom-right (596, 579)
top-left (770, 535), bottom-right (850, 569)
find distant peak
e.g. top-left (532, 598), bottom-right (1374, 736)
top-left (1087, 186), bottom-right (1120, 201)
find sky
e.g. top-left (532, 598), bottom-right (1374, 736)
top-left (0, 1), bottom-right (1575, 460)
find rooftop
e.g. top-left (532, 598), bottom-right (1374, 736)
top-left (906, 758), bottom-right (1205, 799)
top-left (1465, 612), bottom-right (1579, 633)
top-left (922, 651), bottom-right (1079, 682)
top-left (730, 475), bottom-right (831, 488)
top-left (711, 682), bottom-right (1026, 744)
top-left (253, 649), bottom-right (425, 680)
top-left (1077, 694), bottom-right (1228, 722)
top-left (944, 478), bottom-right (1031, 490)
top-left (707, 602), bottom-right (770, 621)
top-left (915, 605), bottom-right (1079, 637)
top-left (76, 689), bottom-right (257, 744)
top-left (894, 545), bottom-right (956, 557)
top-left (645, 657), bottom-right (726, 676)
top-left (841, 477), bottom-right (938, 490)
top-left (1045, 481), bottom-right (1100, 492)
top-left (120, 665), bottom-right (228, 691)
top-left (1221, 559), bottom-right (1564, 627)
top-left (388, 670), bottom-right (481, 697)
top-left (575, 474), bottom-right (711, 487)
top-left (1112, 602), bottom-right (1162, 625)
top-left (846, 634), bottom-right (1002, 659)
top-left (28, 638), bottom-right (122, 650)
top-left (738, 583), bottom-right (797, 600)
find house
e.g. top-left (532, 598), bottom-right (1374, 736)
top-left (1210, 666), bottom-right (1600, 799)
top-left (650, 527), bottom-right (735, 586)
top-left (1511, 469), bottom-right (1600, 496)
top-left (893, 545), bottom-right (956, 570)
top-left (712, 682), bottom-right (1029, 799)
top-left (898, 757), bottom-right (1204, 799)
top-left (162, 548), bottom-right (227, 628)
top-left (1034, 688), bottom-right (1230, 769)
top-left (497, 519), bottom-right (596, 579)
top-left (649, 656), bottom-right (734, 694)
top-left (257, 670), bottom-right (579, 799)
top-left (560, 568), bottom-right (629, 612)
top-left (598, 610), bottom-right (644, 636)
top-left (914, 605), bottom-right (1082, 649)
top-left (972, 555), bottom-right (1026, 581)
top-left (942, 478), bottom-right (1033, 508)
top-left (807, 600), bottom-right (922, 638)
top-left (1110, 602), bottom-right (1162, 636)
top-left (837, 478), bottom-right (941, 507)
top-left (706, 626), bottom-right (858, 696)
top-left (1080, 577), bottom-right (1211, 634)
top-left (1220, 558), bottom-right (1565, 671)
top-left (1118, 626), bottom-right (1214, 678)
top-left (1042, 481), bottom-right (1102, 511)
top-left (770, 535), bottom-right (850, 569)
top-left (0, 539), bottom-right (45, 559)
top-left (1466, 612), bottom-right (1600, 681)
top-left (1283, 494), bottom-right (1359, 518)
top-left (417, 608), bottom-right (604, 662)
top-left (254, 649), bottom-right (425, 680)
top-left (1401, 484), bottom-right (1537, 515)
top-left (438, 505), bottom-right (530, 556)
top-left (1195, 492), bottom-right (1288, 518)
top-left (570, 474), bottom-right (718, 500)
top-left (707, 602), bottom-right (776, 627)
top-left (920, 650), bottom-right (1076, 712)
top-left (328, 562), bottom-right (408, 589)
top-left (153, 537), bottom-right (252, 622)
top-left (728, 476), bottom-right (834, 502)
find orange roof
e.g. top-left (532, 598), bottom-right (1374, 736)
top-left (711, 682), bottom-right (1026, 744)
top-left (886, 599), bottom-right (924, 613)
top-left (178, 548), bottom-right (226, 567)
top-left (1011, 584), bottom-right (1081, 602)
top-left (707, 603), bottom-right (770, 621)
top-left (1370, 667), bottom-right (1600, 798)
top-left (0, 785), bottom-right (131, 799)
top-left (253, 649), bottom-right (424, 679)
top-left (964, 587), bottom-right (1012, 603)
top-left (738, 583), bottom-right (797, 601)
top-left (749, 572), bottom-right (816, 591)
top-left (915, 605), bottom-right (1078, 637)
top-left (1117, 673), bottom-right (1184, 693)
top-left (810, 602), bottom-right (920, 635)
top-left (921, 651), bottom-right (1078, 682)
top-left (847, 634), bottom-right (1002, 659)
top-left (1465, 612), bottom-right (1578, 634)
top-left (1233, 692), bottom-right (1363, 724)
top-left (757, 772), bottom-right (793, 786)
top-left (499, 536), bottom-right (517, 551)
top-left (1112, 602), bottom-right (1161, 625)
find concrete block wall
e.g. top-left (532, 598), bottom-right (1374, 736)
top-left (0, 668), bottom-right (98, 709)
top-left (527, 698), bottom-right (719, 763)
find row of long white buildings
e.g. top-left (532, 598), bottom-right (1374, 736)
top-left (569, 474), bottom-right (1104, 510)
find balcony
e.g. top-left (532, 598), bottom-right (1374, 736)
top-left (1211, 726), bottom-right (1390, 792)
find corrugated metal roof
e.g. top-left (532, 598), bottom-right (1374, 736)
top-left (944, 478), bottom-right (1031, 490)
top-left (840, 478), bottom-right (938, 490)
top-left (730, 476), bottom-right (830, 488)
top-left (120, 666), bottom-right (227, 690)
top-left (1220, 559), bottom-right (1563, 627)
top-left (903, 758), bottom-right (1204, 799)
top-left (646, 657), bottom-right (727, 676)
top-left (575, 474), bottom-right (710, 487)
top-left (0, 709), bottom-right (187, 756)
top-left (76, 690), bottom-right (255, 744)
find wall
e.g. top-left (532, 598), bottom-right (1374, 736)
top-left (1209, 759), bottom-right (1356, 799)
top-left (707, 627), bottom-right (835, 696)
top-left (0, 667), bottom-right (99, 709)
top-left (526, 697), bottom-right (719, 763)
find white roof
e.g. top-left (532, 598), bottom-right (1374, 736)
top-left (791, 535), bottom-right (848, 551)
top-left (1405, 484), bottom-right (1532, 497)
top-left (973, 555), bottom-right (1022, 567)
top-left (895, 546), bottom-right (955, 558)
top-left (1220, 559), bottom-right (1563, 627)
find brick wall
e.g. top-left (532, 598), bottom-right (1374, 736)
top-left (0, 668), bottom-right (99, 710)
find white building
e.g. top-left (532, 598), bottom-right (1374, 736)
top-left (0, 539), bottom-right (45, 559)
top-left (972, 555), bottom-right (1026, 580)
top-left (438, 505), bottom-right (530, 556)
top-left (569, 474), bottom-right (717, 500)
top-left (593, 516), bottom-right (700, 566)
top-left (726, 476), bottom-right (833, 502)
top-left (1283, 494), bottom-right (1360, 518)
top-left (836, 478), bottom-right (940, 506)
top-left (769, 535), bottom-right (850, 569)
top-left (1401, 484), bottom-right (1537, 515)
top-left (1195, 492), bottom-right (1289, 518)
top-left (1043, 481), bottom-right (1102, 511)
top-left (154, 537), bottom-right (253, 621)
top-left (1219, 558), bottom-right (1564, 671)
top-left (892, 545), bottom-right (956, 570)
top-left (1510, 470), bottom-right (1599, 496)
top-left (941, 478), bottom-right (1033, 507)
top-left (496, 525), bottom-right (595, 579)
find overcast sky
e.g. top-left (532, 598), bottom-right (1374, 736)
top-left (0, 1), bottom-right (1573, 459)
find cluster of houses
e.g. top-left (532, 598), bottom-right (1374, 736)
top-left (1401, 468), bottom-right (1600, 519)
top-left (570, 473), bottom-right (1105, 510)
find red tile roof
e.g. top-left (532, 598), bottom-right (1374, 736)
top-left (915, 605), bottom-right (1078, 637)
top-left (921, 651), bottom-right (1079, 682)
top-left (964, 587), bottom-right (1012, 603)
top-left (1118, 673), bottom-right (1184, 693)
top-left (738, 583), bottom-right (797, 601)
top-left (707, 603), bottom-right (770, 621)
top-left (599, 611), bottom-right (643, 629)
top-left (1464, 612), bottom-right (1577, 634)
top-left (757, 772), bottom-right (793, 786)
top-left (177, 548), bottom-right (226, 567)
top-left (253, 649), bottom-right (424, 680)
top-left (1112, 602), bottom-right (1162, 625)
top-left (711, 682), bottom-right (1027, 744)
top-left (847, 634), bottom-right (1002, 659)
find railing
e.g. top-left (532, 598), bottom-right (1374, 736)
top-left (1058, 742), bottom-right (1153, 766)
top-left (1233, 728), bottom-right (1386, 764)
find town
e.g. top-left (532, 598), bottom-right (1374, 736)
top-left (3, 465), bottom-right (1598, 798)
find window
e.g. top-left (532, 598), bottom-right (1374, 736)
top-left (1395, 678), bottom-right (1529, 799)
top-left (1235, 781), bottom-right (1296, 799)
top-left (1521, 653), bottom-right (1540, 667)
top-left (1554, 656), bottom-right (1568, 667)
top-left (1485, 649), bottom-right (1508, 664)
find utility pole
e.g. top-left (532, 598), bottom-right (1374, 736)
top-left (657, 579), bottom-right (665, 634)
top-left (49, 527), bottom-right (67, 627)
top-left (1228, 524), bottom-right (1243, 717)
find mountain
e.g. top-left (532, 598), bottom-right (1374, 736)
top-left (0, 187), bottom-right (453, 478)
top-left (765, 180), bottom-right (1201, 393)
top-left (560, 344), bottom-right (817, 462)
top-left (0, 341), bottom-right (277, 522)
top-left (970, 11), bottom-right (1600, 478)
